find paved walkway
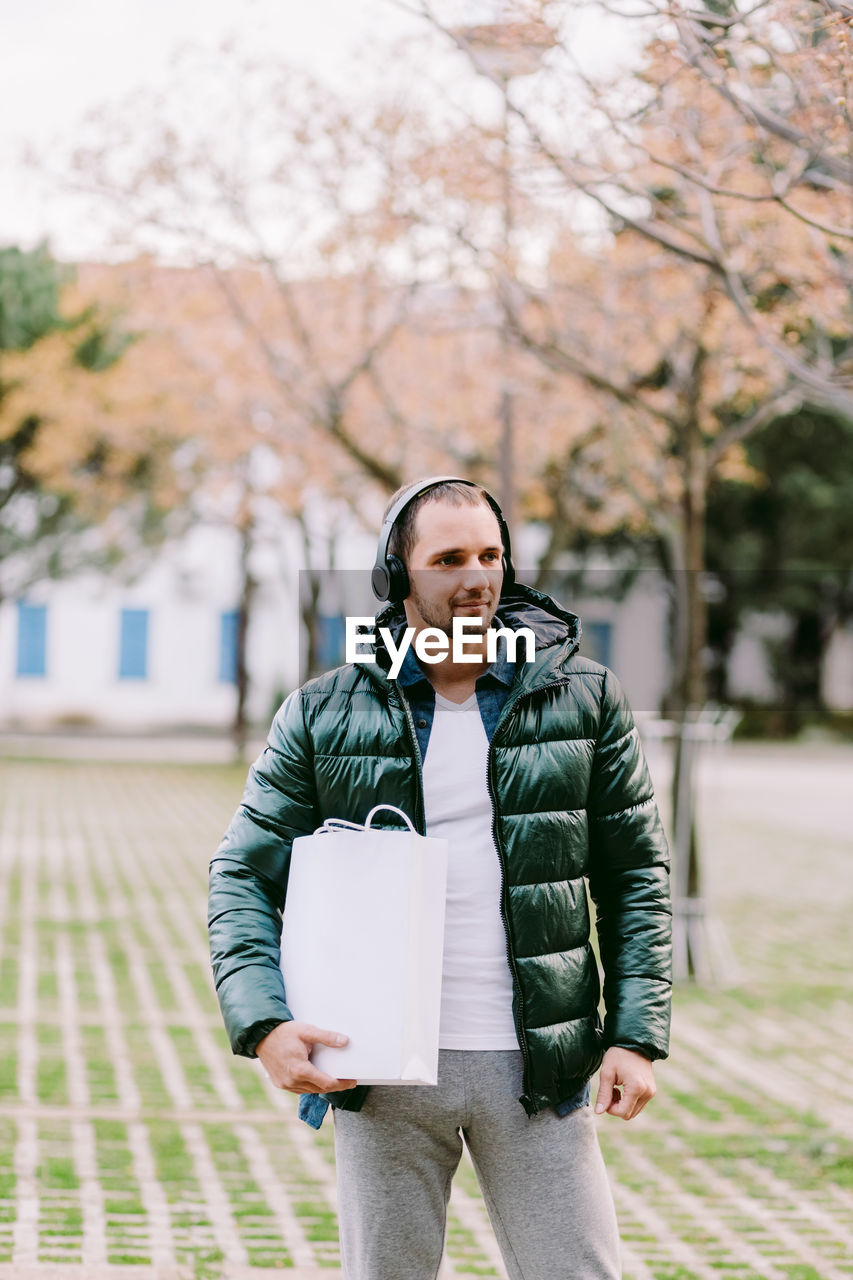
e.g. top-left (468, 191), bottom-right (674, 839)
top-left (0, 745), bottom-right (851, 1278)
top-left (0, 733), bottom-right (266, 765)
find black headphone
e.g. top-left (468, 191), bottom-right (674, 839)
top-left (371, 475), bottom-right (515, 604)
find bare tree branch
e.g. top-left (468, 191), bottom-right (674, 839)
top-left (707, 389), bottom-right (804, 468)
top-left (675, 15), bottom-right (853, 187)
top-left (209, 263), bottom-right (403, 490)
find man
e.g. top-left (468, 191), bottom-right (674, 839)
top-left (209, 476), bottom-right (672, 1280)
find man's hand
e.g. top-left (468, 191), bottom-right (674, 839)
top-left (594, 1046), bottom-right (656, 1121)
top-left (255, 1021), bottom-right (357, 1096)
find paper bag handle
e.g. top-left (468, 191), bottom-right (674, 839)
top-left (364, 804), bottom-right (416, 832)
top-left (316, 804), bottom-right (416, 835)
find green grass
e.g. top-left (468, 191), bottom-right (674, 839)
top-left (246, 1250), bottom-right (293, 1267)
top-left (148, 1121), bottom-right (196, 1196)
top-left (445, 1210), bottom-right (498, 1275)
top-left (203, 1122), bottom-right (289, 1261)
top-left (1, 752), bottom-right (851, 1279)
top-left (35, 926), bottom-right (58, 1008)
top-left (67, 922), bottom-right (101, 1011)
top-left (38, 1157), bottom-right (78, 1192)
top-left (229, 1055), bottom-right (271, 1108)
top-left (35, 1023), bottom-right (67, 1105)
top-left (105, 1196), bottom-right (146, 1214)
top-left (169, 1027), bottom-right (219, 1106)
top-left (183, 960), bottom-right (217, 1010)
top-left (124, 1024), bottom-right (172, 1109)
top-left (40, 1210), bottom-right (84, 1234)
top-left (665, 1087), bottom-right (725, 1123)
top-left (83, 1024), bottom-right (120, 1103)
top-left (101, 925), bottom-right (137, 1008)
top-left (0, 950), bottom-right (19, 1012)
top-left (144, 958), bottom-right (179, 1011)
top-left (36, 1120), bottom-right (83, 1259)
top-left (292, 1201), bottom-right (339, 1243)
top-left (0, 1025), bottom-right (17, 1100)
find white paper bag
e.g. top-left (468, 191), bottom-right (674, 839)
top-left (280, 804), bottom-right (448, 1085)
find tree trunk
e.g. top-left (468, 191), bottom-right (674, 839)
top-left (295, 512), bottom-right (324, 684)
top-left (233, 520), bottom-right (256, 761)
top-left (671, 405), bottom-right (710, 981)
top-left (300, 571), bottom-right (322, 682)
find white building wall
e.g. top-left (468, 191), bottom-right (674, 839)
top-left (0, 521), bottom-right (681, 733)
top-left (0, 524), bottom-right (288, 731)
top-left (524, 529), bottom-right (671, 718)
top-left (727, 610), bottom-right (789, 703)
top-left (822, 620), bottom-right (853, 713)
top-left (571, 577), bottom-right (670, 718)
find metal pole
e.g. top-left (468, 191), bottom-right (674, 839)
top-left (499, 83), bottom-right (515, 532)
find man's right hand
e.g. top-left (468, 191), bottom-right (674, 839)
top-left (255, 1021), bottom-right (357, 1095)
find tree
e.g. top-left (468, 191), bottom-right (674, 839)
top-left (49, 45), bottom-right (514, 748)
top-left (59, 43), bottom-right (435, 490)
top-left (0, 243), bottom-right (185, 605)
top-left (706, 405), bottom-right (853, 731)
top-left (403, 0), bottom-right (852, 395)
top-left (380, 0), bottom-right (852, 981)
top-left (77, 256), bottom-right (365, 756)
top-left (396, 0), bottom-right (850, 694)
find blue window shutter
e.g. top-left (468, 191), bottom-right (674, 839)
top-left (119, 609), bottom-right (149, 680)
top-left (316, 613), bottom-right (346, 668)
top-left (583, 621), bottom-right (613, 669)
top-left (16, 603), bottom-right (47, 677)
top-left (219, 610), bottom-right (239, 683)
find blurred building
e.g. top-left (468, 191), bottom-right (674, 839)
top-left (822, 622), bottom-right (853, 712)
top-left (0, 521), bottom-right (678, 735)
top-left (0, 523), bottom-right (296, 734)
top-left (728, 609), bottom-right (853, 713)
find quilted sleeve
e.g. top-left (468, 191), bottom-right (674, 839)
top-left (586, 669), bottom-right (672, 1061)
top-left (208, 689), bottom-right (320, 1056)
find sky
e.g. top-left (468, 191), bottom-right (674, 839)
top-left (1, 0), bottom-right (638, 258)
top-left (1, 0), bottom-right (427, 253)
top-left (1, 0), bottom-right (423, 135)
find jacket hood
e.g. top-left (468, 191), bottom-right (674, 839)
top-left (359, 581), bottom-right (582, 689)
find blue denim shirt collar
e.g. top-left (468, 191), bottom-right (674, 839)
top-left (395, 626), bottom-right (516, 690)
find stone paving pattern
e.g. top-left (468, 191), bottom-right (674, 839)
top-left (0, 743), bottom-right (851, 1279)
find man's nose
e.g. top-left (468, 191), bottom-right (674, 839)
top-left (459, 560), bottom-right (495, 591)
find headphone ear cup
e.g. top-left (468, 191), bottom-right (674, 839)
top-left (386, 554), bottom-right (409, 604)
top-left (371, 562), bottom-right (392, 601)
top-left (502, 552), bottom-right (515, 587)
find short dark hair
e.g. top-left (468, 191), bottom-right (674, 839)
top-left (384, 479), bottom-right (496, 566)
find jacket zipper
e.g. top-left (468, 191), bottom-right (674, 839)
top-left (393, 671), bottom-right (575, 1115)
top-left (487, 674), bottom-right (575, 1116)
top-left (390, 676), bottom-right (530, 1095)
top-left (391, 684), bottom-right (426, 834)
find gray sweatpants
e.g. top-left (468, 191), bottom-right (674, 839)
top-left (332, 1049), bottom-right (622, 1280)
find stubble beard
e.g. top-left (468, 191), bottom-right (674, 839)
top-left (407, 582), bottom-right (498, 640)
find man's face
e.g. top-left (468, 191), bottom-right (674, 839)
top-left (403, 498), bottom-right (504, 637)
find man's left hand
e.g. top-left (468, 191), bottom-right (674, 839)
top-left (594, 1046), bottom-right (656, 1121)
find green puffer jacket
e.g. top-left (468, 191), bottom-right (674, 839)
top-left (208, 583), bottom-right (672, 1117)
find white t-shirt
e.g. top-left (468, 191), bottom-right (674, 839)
top-left (422, 690), bottom-right (519, 1049)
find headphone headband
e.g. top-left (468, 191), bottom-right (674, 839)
top-left (371, 476), bottom-right (515, 603)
